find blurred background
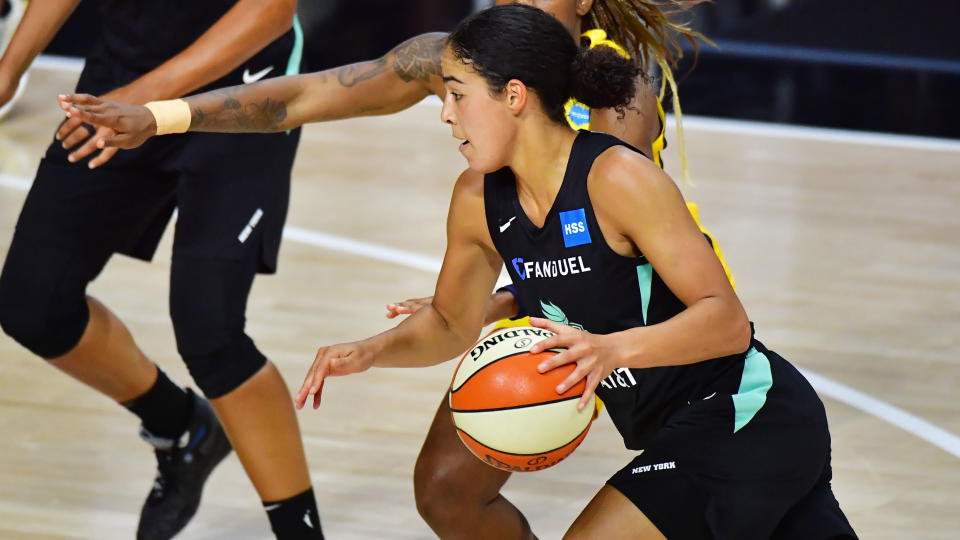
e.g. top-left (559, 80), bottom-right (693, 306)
top-left (45, 0), bottom-right (960, 139)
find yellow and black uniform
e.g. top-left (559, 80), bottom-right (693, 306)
top-left (0, 1), bottom-right (304, 399)
top-left (484, 130), bottom-right (856, 539)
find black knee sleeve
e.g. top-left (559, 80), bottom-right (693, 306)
top-left (0, 284), bottom-right (88, 358)
top-left (180, 334), bottom-right (267, 398)
top-left (0, 234), bottom-right (94, 359)
top-left (170, 251), bottom-right (264, 398)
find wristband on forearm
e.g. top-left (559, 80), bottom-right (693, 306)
top-left (496, 284), bottom-right (527, 320)
top-left (144, 99), bottom-right (191, 135)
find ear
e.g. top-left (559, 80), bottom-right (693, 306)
top-left (576, 0), bottom-right (595, 17)
top-left (504, 79), bottom-right (527, 117)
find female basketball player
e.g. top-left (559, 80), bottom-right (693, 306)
top-left (293, 5), bottom-right (858, 539)
top-left (58, 3), bottom-right (716, 536)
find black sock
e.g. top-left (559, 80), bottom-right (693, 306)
top-left (122, 368), bottom-right (192, 439)
top-left (264, 488), bottom-right (324, 539)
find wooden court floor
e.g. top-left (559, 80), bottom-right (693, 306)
top-left (1, 66), bottom-right (958, 539)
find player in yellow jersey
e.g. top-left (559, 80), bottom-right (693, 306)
top-left (60, 1), bottom-right (718, 537)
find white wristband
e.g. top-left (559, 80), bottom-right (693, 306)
top-left (144, 99), bottom-right (192, 135)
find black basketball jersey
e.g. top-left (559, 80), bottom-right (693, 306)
top-left (484, 130), bottom-right (748, 450)
top-left (80, 1), bottom-right (301, 95)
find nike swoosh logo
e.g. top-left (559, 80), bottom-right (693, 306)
top-left (499, 216), bottom-right (517, 233)
top-left (242, 66), bottom-right (274, 84)
top-left (264, 503), bottom-right (281, 511)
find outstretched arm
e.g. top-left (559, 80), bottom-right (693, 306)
top-left (186, 31), bottom-right (447, 131)
top-left (59, 33), bottom-right (447, 149)
top-left (296, 170), bottom-right (503, 409)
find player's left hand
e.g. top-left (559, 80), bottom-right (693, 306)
top-left (56, 85), bottom-right (152, 168)
top-left (295, 341), bottom-right (375, 410)
top-left (528, 317), bottom-right (624, 411)
top-left (57, 122), bottom-right (119, 169)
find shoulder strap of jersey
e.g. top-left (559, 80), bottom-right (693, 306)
top-left (559, 131), bottom-right (646, 205)
top-left (483, 167), bottom-right (516, 254)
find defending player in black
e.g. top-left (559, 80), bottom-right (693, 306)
top-left (0, 0), bottom-right (322, 538)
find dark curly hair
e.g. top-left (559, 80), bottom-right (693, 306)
top-left (447, 4), bottom-right (640, 125)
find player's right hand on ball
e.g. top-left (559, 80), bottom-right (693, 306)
top-left (57, 93), bottom-right (157, 150)
top-left (296, 341), bottom-right (375, 410)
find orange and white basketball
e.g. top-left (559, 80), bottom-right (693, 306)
top-left (449, 326), bottom-right (595, 472)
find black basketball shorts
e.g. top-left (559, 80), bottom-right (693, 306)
top-left (606, 344), bottom-right (857, 540)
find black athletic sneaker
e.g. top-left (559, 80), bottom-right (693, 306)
top-left (137, 390), bottom-right (233, 540)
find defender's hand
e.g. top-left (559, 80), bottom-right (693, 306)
top-left (58, 93), bottom-right (158, 154)
top-left (295, 341), bottom-right (375, 410)
top-left (56, 122), bottom-right (120, 168)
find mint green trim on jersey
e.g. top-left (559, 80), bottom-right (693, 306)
top-left (732, 347), bottom-right (773, 433)
top-left (540, 300), bottom-right (570, 326)
top-left (636, 264), bottom-right (652, 325)
top-left (285, 15), bottom-right (304, 76)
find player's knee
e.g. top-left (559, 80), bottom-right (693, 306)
top-left (0, 273), bottom-right (87, 358)
top-left (414, 452), bottom-right (475, 525)
top-left (178, 333), bottom-right (266, 398)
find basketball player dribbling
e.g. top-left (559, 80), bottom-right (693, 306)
top-left (0, 1), bottom-right (323, 538)
top-left (60, 2), bottom-right (854, 538)
top-left (293, 6), bottom-right (858, 538)
top-left (58, 2), bottom-right (716, 535)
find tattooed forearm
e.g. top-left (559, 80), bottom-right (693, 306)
top-left (330, 33), bottom-right (445, 88)
top-left (190, 87), bottom-right (288, 132)
top-left (335, 57), bottom-right (389, 87)
top-left (391, 33), bottom-right (445, 84)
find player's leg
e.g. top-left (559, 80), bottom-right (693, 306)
top-left (0, 152), bottom-right (166, 401)
top-left (46, 297), bottom-right (156, 400)
top-left (168, 227), bottom-right (319, 538)
top-left (0, 150), bottom-right (226, 540)
top-left (168, 127), bottom-right (319, 538)
top-left (209, 361), bottom-right (310, 498)
top-left (414, 393), bottom-right (534, 540)
top-left (563, 485), bottom-right (666, 540)
top-left (0, 149), bottom-right (192, 421)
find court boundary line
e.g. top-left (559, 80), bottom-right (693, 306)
top-left (1, 172), bottom-right (958, 459)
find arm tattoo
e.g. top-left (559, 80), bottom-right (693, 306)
top-left (190, 87), bottom-right (288, 131)
top-left (391, 33), bottom-right (445, 84)
top-left (335, 57), bottom-right (389, 87)
top-left (328, 33), bottom-right (445, 89)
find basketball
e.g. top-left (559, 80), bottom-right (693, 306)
top-left (449, 326), bottom-right (595, 472)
